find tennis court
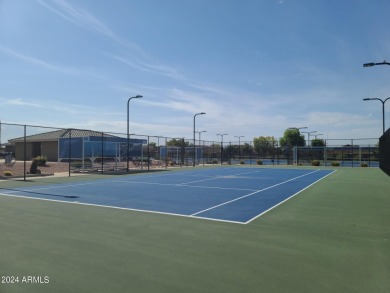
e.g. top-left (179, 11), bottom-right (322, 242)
top-left (0, 167), bottom-right (334, 224)
top-left (1, 166), bottom-right (389, 293)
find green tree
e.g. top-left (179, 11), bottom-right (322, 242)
top-left (253, 136), bottom-right (277, 157)
top-left (311, 139), bottom-right (325, 146)
top-left (279, 129), bottom-right (306, 147)
top-left (147, 142), bottom-right (157, 158)
top-left (167, 138), bottom-right (189, 147)
top-left (241, 143), bottom-right (253, 156)
top-left (224, 144), bottom-right (235, 160)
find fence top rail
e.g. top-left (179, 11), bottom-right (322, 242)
top-left (0, 122), bottom-right (380, 145)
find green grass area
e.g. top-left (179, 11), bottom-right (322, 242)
top-left (0, 167), bottom-right (389, 293)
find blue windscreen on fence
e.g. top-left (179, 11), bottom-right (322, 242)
top-left (379, 128), bottom-right (390, 176)
top-left (58, 136), bottom-right (146, 160)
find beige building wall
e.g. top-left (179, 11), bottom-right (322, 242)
top-left (15, 143), bottom-right (33, 161)
top-left (14, 141), bottom-right (58, 161)
top-left (41, 141), bottom-right (58, 161)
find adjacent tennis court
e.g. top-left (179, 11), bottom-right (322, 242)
top-left (0, 167), bottom-right (334, 224)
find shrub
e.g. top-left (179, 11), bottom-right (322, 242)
top-left (256, 160), bottom-right (263, 165)
top-left (3, 170), bottom-right (12, 176)
top-left (331, 161), bottom-right (340, 167)
top-left (311, 160), bottom-right (321, 166)
top-left (240, 160), bottom-right (245, 165)
top-left (361, 163), bottom-right (368, 167)
top-left (35, 156), bottom-right (47, 166)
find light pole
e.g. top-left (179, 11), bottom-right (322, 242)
top-left (216, 133), bottom-right (228, 164)
top-left (314, 134), bottom-right (323, 139)
top-left (196, 131), bottom-right (207, 165)
top-left (195, 130), bottom-right (207, 145)
top-left (193, 112), bottom-right (206, 167)
top-left (363, 61), bottom-right (390, 67)
top-left (363, 97), bottom-right (390, 134)
top-left (127, 95), bottom-right (143, 172)
top-left (195, 130), bottom-right (207, 165)
top-left (288, 127), bottom-right (307, 144)
top-left (234, 136), bottom-right (245, 160)
top-left (301, 131), bottom-right (317, 146)
top-left (288, 127), bottom-right (307, 165)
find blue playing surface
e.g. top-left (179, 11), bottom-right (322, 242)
top-left (0, 167), bottom-right (335, 224)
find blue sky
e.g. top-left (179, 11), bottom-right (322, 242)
top-left (1, 0), bottom-right (390, 144)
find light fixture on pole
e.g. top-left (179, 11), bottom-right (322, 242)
top-left (363, 61), bottom-right (390, 67)
top-left (288, 127), bottom-right (307, 131)
top-left (195, 131), bottom-right (207, 145)
top-left (193, 112), bottom-right (206, 167)
top-left (127, 95), bottom-right (143, 172)
top-left (363, 97), bottom-right (390, 134)
top-left (288, 127), bottom-right (307, 145)
top-left (301, 131), bottom-right (317, 146)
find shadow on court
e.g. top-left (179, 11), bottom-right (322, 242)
top-left (0, 187), bottom-right (80, 199)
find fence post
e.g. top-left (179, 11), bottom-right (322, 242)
top-left (165, 137), bottom-right (168, 169)
top-left (324, 140), bottom-right (327, 166)
top-left (368, 145), bottom-right (371, 166)
top-left (68, 129), bottom-right (72, 177)
top-left (147, 136), bottom-right (150, 171)
top-left (101, 132), bottom-right (104, 174)
top-left (249, 142), bottom-right (252, 165)
top-left (23, 125), bottom-right (26, 181)
top-left (351, 139), bottom-right (354, 168)
top-left (203, 141), bottom-right (205, 166)
top-left (229, 141), bottom-right (232, 165)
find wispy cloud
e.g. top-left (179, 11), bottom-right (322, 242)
top-left (0, 45), bottom-right (72, 74)
top-left (37, 0), bottom-right (139, 51)
top-left (303, 111), bottom-right (372, 128)
top-left (0, 96), bottom-right (109, 116)
top-left (38, 0), bottom-right (269, 113)
top-left (2, 97), bottom-right (45, 108)
top-left (106, 53), bottom-right (185, 81)
top-left (38, 0), bottom-right (188, 83)
top-left (0, 44), bottom-right (108, 80)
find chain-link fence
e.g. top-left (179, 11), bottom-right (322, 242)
top-left (0, 122), bottom-right (381, 180)
top-left (292, 138), bottom-right (379, 167)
